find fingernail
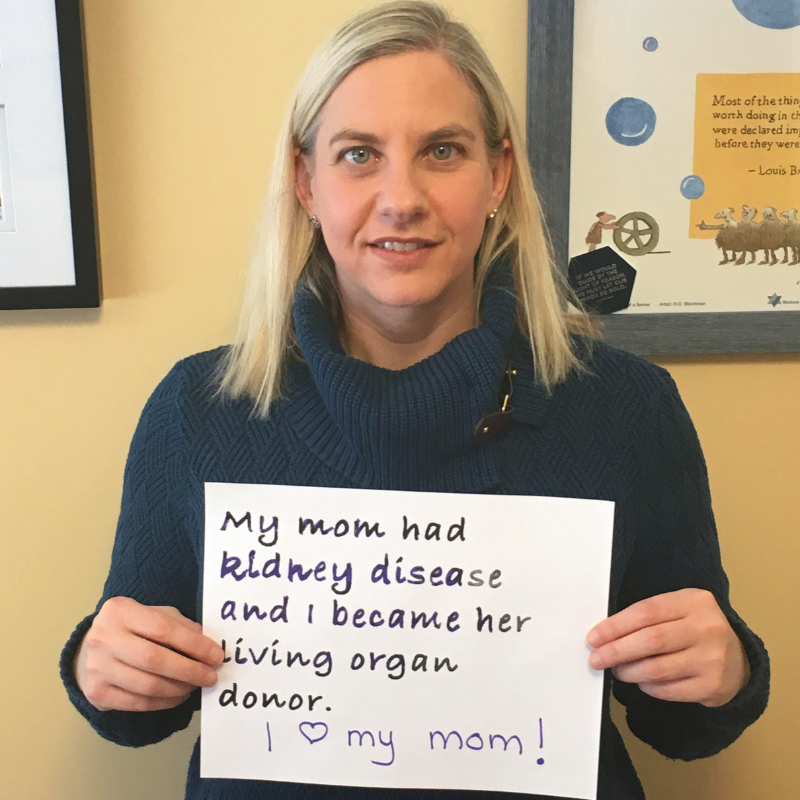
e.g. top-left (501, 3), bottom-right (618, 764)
top-left (586, 630), bottom-right (600, 648)
top-left (589, 652), bottom-right (602, 670)
top-left (211, 644), bottom-right (224, 664)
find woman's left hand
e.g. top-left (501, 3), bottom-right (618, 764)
top-left (586, 588), bottom-right (750, 707)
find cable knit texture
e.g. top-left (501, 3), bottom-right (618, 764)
top-left (60, 269), bottom-right (769, 800)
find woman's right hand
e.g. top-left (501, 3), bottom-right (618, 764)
top-left (74, 596), bottom-right (224, 712)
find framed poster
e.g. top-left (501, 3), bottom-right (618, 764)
top-left (527, 0), bottom-right (800, 354)
top-left (0, 0), bottom-right (100, 311)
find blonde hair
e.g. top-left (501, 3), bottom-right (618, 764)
top-left (220, 0), bottom-right (593, 417)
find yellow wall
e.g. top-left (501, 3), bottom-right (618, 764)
top-left (0, 2), bottom-right (796, 798)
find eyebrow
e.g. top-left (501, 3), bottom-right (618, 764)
top-left (327, 125), bottom-right (477, 148)
top-left (328, 129), bottom-right (381, 148)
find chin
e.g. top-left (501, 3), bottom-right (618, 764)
top-left (367, 288), bottom-right (440, 310)
top-left (362, 276), bottom-right (454, 310)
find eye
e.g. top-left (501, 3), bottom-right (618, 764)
top-left (344, 147), bottom-right (372, 165)
top-left (429, 144), bottom-right (457, 161)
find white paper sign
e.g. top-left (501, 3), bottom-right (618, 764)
top-left (201, 483), bottom-right (614, 800)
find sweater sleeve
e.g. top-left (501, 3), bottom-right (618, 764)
top-left (612, 372), bottom-right (770, 760)
top-left (59, 362), bottom-right (202, 747)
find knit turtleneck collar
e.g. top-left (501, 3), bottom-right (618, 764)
top-left (286, 260), bottom-right (554, 493)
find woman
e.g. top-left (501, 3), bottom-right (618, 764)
top-left (62, 2), bottom-right (769, 799)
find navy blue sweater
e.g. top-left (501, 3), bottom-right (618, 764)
top-left (61, 272), bottom-right (769, 799)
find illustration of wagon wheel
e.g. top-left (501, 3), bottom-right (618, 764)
top-left (613, 211), bottom-right (660, 256)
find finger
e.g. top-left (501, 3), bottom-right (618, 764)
top-left (151, 608), bottom-right (223, 665)
top-left (90, 683), bottom-right (192, 713)
top-left (107, 658), bottom-right (200, 699)
top-left (156, 607), bottom-right (203, 633)
top-left (587, 590), bottom-right (695, 648)
top-left (611, 649), bottom-right (696, 685)
top-left (589, 618), bottom-right (691, 670)
top-left (121, 604), bottom-right (223, 666)
top-left (113, 636), bottom-right (219, 688)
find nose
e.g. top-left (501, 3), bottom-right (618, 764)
top-left (375, 159), bottom-right (428, 227)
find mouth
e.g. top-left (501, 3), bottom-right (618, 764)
top-left (368, 237), bottom-right (440, 252)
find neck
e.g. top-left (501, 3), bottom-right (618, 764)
top-left (289, 256), bottom-right (523, 491)
top-left (340, 294), bottom-right (476, 370)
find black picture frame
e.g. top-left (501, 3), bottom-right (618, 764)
top-left (527, 0), bottom-right (799, 355)
top-left (0, 0), bottom-right (100, 311)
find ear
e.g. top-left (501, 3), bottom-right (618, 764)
top-left (294, 148), bottom-right (315, 216)
top-left (488, 138), bottom-right (513, 214)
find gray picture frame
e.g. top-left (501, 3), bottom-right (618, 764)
top-left (526, 0), bottom-right (799, 355)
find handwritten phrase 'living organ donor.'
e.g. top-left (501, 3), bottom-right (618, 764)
top-left (201, 483), bottom-right (614, 800)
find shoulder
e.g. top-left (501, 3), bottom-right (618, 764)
top-left (578, 338), bottom-right (674, 394)
top-left (147, 346), bottom-right (230, 400)
top-left (574, 340), bottom-right (704, 462)
top-left (556, 337), bottom-right (682, 429)
top-left (565, 337), bottom-right (677, 403)
top-left (509, 331), bottom-right (679, 420)
top-left (169, 346), bottom-right (230, 388)
top-left (142, 348), bottom-right (293, 485)
top-left (137, 346), bottom-right (238, 429)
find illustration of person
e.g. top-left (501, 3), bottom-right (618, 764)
top-left (585, 211), bottom-right (618, 251)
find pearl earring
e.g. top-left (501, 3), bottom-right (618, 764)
top-left (488, 208), bottom-right (499, 220)
top-left (309, 215), bottom-right (321, 229)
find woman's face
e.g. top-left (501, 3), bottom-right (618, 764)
top-left (296, 50), bottom-right (512, 322)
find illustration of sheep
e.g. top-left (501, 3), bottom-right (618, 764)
top-left (697, 207), bottom-right (739, 264)
top-left (780, 208), bottom-right (800, 265)
top-left (759, 206), bottom-right (787, 265)
top-left (735, 205), bottom-right (760, 265)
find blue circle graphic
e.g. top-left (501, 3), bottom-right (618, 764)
top-left (680, 175), bottom-right (705, 199)
top-left (732, 0), bottom-right (800, 29)
top-left (605, 98), bottom-right (657, 146)
top-left (643, 36), bottom-right (659, 51)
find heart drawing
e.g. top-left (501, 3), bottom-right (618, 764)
top-left (299, 721), bottom-right (329, 744)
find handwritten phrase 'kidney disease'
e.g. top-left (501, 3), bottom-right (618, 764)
top-left (201, 483), bottom-right (614, 800)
